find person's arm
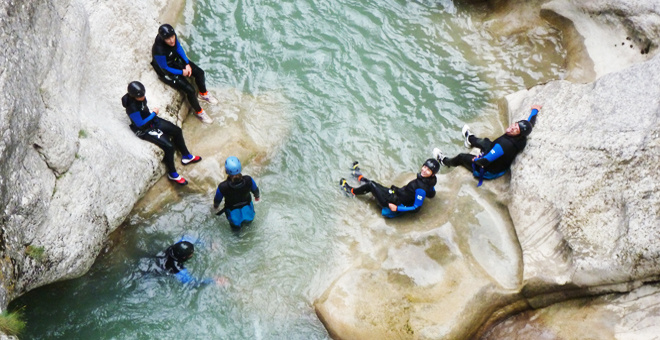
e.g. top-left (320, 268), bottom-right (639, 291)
top-left (395, 189), bottom-right (427, 212)
top-left (251, 178), bottom-right (260, 201)
top-left (128, 110), bottom-right (156, 128)
top-left (174, 269), bottom-right (214, 287)
top-left (153, 54), bottom-right (184, 75)
top-left (474, 143), bottom-right (504, 168)
top-left (175, 39), bottom-right (190, 64)
top-left (528, 105), bottom-right (541, 126)
top-left (213, 188), bottom-right (224, 209)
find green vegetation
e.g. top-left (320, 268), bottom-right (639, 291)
top-left (0, 311), bottom-right (26, 335)
top-left (78, 129), bottom-right (87, 138)
top-left (25, 245), bottom-right (45, 262)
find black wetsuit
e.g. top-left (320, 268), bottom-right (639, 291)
top-left (444, 109), bottom-right (539, 175)
top-left (122, 94), bottom-right (190, 174)
top-left (353, 174), bottom-right (437, 213)
top-left (213, 176), bottom-right (260, 210)
top-left (444, 134), bottom-right (527, 173)
top-left (155, 245), bottom-right (211, 285)
top-left (151, 34), bottom-right (207, 112)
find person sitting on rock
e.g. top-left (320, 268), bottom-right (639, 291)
top-left (122, 81), bottom-right (202, 186)
top-left (213, 156), bottom-right (261, 229)
top-left (339, 159), bottom-right (439, 218)
top-left (432, 105), bottom-right (541, 187)
top-left (151, 23), bottom-right (216, 124)
top-left (155, 237), bottom-right (228, 286)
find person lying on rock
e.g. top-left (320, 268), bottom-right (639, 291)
top-left (213, 156), bottom-right (261, 229)
top-left (339, 159), bottom-right (439, 218)
top-left (432, 105), bottom-right (540, 187)
top-left (155, 237), bottom-right (228, 287)
top-left (151, 23), bottom-right (216, 124)
top-left (122, 81), bottom-right (202, 186)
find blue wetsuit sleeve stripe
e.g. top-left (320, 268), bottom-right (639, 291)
top-left (128, 111), bottom-right (155, 127)
top-left (213, 188), bottom-right (224, 208)
top-left (484, 143), bottom-right (504, 162)
top-left (528, 108), bottom-right (538, 126)
top-left (396, 189), bottom-right (426, 212)
top-left (174, 269), bottom-right (194, 284)
top-left (154, 55), bottom-right (183, 75)
top-left (176, 40), bottom-right (190, 64)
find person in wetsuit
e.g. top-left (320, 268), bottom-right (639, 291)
top-left (155, 238), bottom-right (228, 286)
top-left (432, 105), bottom-right (540, 186)
top-left (339, 158), bottom-right (440, 218)
top-left (151, 23), bottom-right (216, 124)
top-left (121, 81), bottom-right (202, 185)
top-left (213, 156), bottom-right (261, 229)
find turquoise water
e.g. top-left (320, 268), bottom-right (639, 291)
top-left (11, 0), bottom-right (564, 338)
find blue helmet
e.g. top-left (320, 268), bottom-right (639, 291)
top-left (225, 156), bottom-right (242, 175)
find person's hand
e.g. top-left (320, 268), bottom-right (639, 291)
top-left (388, 203), bottom-right (398, 212)
top-left (183, 64), bottom-right (192, 77)
top-left (254, 197), bottom-right (260, 202)
top-left (153, 107), bottom-right (159, 115)
top-left (214, 276), bottom-right (230, 286)
top-left (531, 104), bottom-right (542, 111)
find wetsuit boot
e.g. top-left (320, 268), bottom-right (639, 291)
top-left (339, 178), bottom-right (355, 197)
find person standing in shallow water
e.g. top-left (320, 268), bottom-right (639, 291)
top-left (432, 105), bottom-right (541, 187)
top-left (339, 159), bottom-right (439, 218)
top-left (121, 81), bottom-right (202, 185)
top-left (151, 23), bottom-right (216, 124)
top-left (214, 157), bottom-right (261, 229)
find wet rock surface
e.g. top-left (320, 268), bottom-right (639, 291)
top-left (316, 1), bottom-right (660, 339)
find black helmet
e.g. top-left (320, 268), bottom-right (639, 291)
top-left (170, 241), bottom-right (194, 261)
top-left (423, 158), bottom-right (440, 175)
top-left (518, 120), bottom-right (532, 137)
top-left (127, 81), bottom-right (145, 98)
top-left (158, 24), bottom-right (176, 40)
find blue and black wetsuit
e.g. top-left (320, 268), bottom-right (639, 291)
top-left (122, 93), bottom-right (190, 174)
top-left (444, 108), bottom-right (539, 183)
top-left (352, 174), bottom-right (437, 213)
top-left (151, 34), bottom-right (207, 113)
top-left (155, 244), bottom-right (213, 287)
top-left (214, 175), bottom-right (260, 228)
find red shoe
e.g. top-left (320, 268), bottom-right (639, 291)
top-left (167, 173), bottom-right (188, 185)
top-left (182, 155), bottom-right (202, 165)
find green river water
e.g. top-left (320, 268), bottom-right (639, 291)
top-left (11, 0), bottom-right (565, 338)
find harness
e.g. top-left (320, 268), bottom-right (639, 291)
top-left (472, 153), bottom-right (508, 187)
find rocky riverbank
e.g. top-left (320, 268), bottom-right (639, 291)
top-left (315, 0), bottom-right (660, 339)
top-left (0, 0), bottom-right (184, 308)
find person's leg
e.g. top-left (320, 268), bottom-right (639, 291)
top-left (154, 118), bottom-right (190, 156)
top-left (157, 74), bottom-right (203, 112)
top-left (443, 153), bottom-right (476, 172)
top-left (139, 129), bottom-right (177, 174)
top-left (363, 181), bottom-right (396, 207)
top-left (469, 136), bottom-right (493, 151)
top-left (188, 61), bottom-right (207, 94)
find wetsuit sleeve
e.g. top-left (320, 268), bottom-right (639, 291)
top-left (527, 108), bottom-right (539, 126)
top-left (128, 111), bottom-right (156, 128)
top-left (153, 55), bottom-right (184, 75)
top-left (251, 178), bottom-right (260, 199)
top-left (175, 40), bottom-right (190, 64)
top-left (213, 188), bottom-right (224, 208)
top-left (396, 188), bottom-right (426, 212)
top-left (174, 269), bottom-right (194, 284)
top-left (175, 269), bottom-right (214, 287)
top-left (474, 143), bottom-right (504, 168)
